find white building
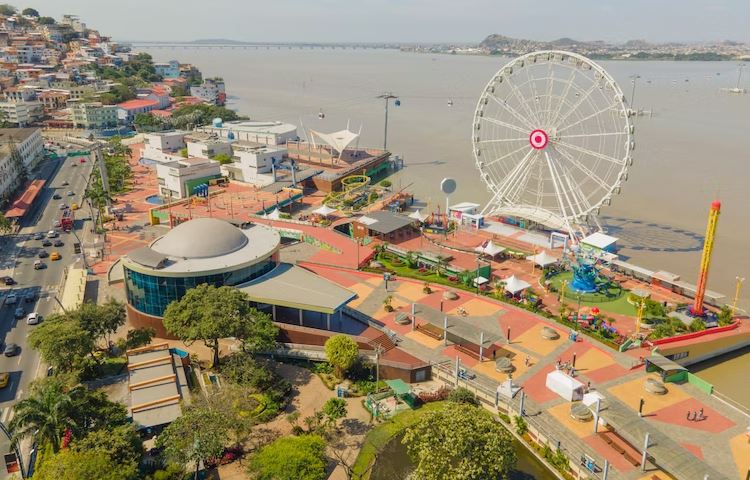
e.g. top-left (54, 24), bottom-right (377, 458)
top-left (156, 157), bottom-right (221, 199)
top-left (0, 102), bottom-right (43, 127)
top-left (221, 142), bottom-right (286, 185)
top-left (142, 131), bottom-right (188, 163)
top-left (191, 78), bottom-right (225, 105)
top-left (185, 133), bottom-right (232, 159)
top-left (0, 128), bottom-right (44, 199)
top-left (196, 120), bottom-right (298, 146)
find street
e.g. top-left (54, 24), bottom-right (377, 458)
top-left (0, 148), bottom-right (95, 473)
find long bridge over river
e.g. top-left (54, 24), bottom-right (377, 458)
top-left (128, 42), bottom-right (404, 50)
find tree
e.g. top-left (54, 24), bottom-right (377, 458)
top-left (68, 387), bottom-right (129, 435)
top-left (179, 147), bottom-right (188, 158)
top-left (447, 387), bottom-right (479, 406)
top-left (212, 153), bottom-right (232, 164)
top-left (157, 404), bottom-right (230, 479)
top-left (124, 326), bottom-right (155, 350)
top-left (324, 335), bottom-right (359, 378)
top-left (146, 464), bottom-right (186, 480)
top-left (322, 397), bottom-right (347, 427)
top-left (72, 424), bottom-right (142, 467)
top-left (0, 4), bottom-right (16, 16)
top-left (33, 449), bottom-right (138, 480)
top-left (247, 435), bottom-right (327, 480)
top-left (74, 299), bottom-right (126, 350)
top-left (8, 380), bottom-right (77, 452)
top-left (195, 385), bottom-right (262, 447)
top-left (37, 16), bottom-right (55, 25)
top-left (22, 7), bottom-right (39, 16)
top-left (717, 305), bottom-right (733, 326)
top-left (219, 352), bottom-right (275, 390)
top-left (0, 213), bottom-right (11, 234)
top-left (163, 284), bottom-right (277, 367)
top-left (28, 314), bottom-right (95, 372)
top-left (403, 402), bottom-right (517, 480)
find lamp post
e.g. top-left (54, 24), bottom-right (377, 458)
top-left (732, 276), bottom-right (745, 316)
top-left (376, 92), bottom-right (399, 151)
top-left (560, 279), bottom-right (567, 320)
top-left (630, 74), bottom-right (641, 112)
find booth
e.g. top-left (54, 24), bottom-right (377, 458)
top-left (545, 370), bottom-right (585, 401)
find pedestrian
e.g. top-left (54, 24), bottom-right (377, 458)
top-left (686, 411), bottom-right (691, 421)
top-left (524, 356), bottom-right (530, 367)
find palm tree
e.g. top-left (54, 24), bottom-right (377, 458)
top-left (9, 382), bottom-right (79, 452)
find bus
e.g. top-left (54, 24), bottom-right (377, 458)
top-left (60, 208), bottom-right (74, 231)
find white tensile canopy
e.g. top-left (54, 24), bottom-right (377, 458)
top-left (502, 275), bottom-right (531, 295)
top-left (474, 241), bottom-right (505, 257)
top-left (313, 204), bottom-right (337, 216)
top-left (473, 276), bottom-right (489, 286)
top-left (265, 208), bottom-right (281, 220)
top-left (546, 370), bottom-right (585, 402)
top-left (408, 210), bottom-right (426, 222)
top-left (309, 127), bottom-right (360, 158)
top-left (527, 251), bottom-right (559, 267)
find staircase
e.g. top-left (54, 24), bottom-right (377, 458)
top-left (368, 332), bottom-right (396, 353)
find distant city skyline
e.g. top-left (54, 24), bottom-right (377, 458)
top-left (20, 0), bottom-right (750, 43)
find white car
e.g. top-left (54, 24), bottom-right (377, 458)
top-left (47, 230), bottom-right (58, 238)
top-left (26, 312), bottom-right (41, 325)
top-left (4, 293), bottom-right (17, 305)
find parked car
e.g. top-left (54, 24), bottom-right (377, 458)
top-left (3, 344), bottom-right (19, 357)
top-left (53, 239), bottom-right (64, 247)
top-left (47, 230), bottom-right (58, 238)
top-left (14, 306), bottom-right (24, 319)
top-left (41, 239), bottom-right (52, 247)
top-left (38, 251), bottom-right (48, 259)
top-left (52, 193), bottom-right (62, 200)
top-left (34, 260), bottom-right (45, 270)
top-left (3, 276), bottom-right (15, 286)
top-left (24, 291), bottom-right (35, 303)
top-left (4, 293), bottom-right (17, 304)
top-left (26, 312), bottom-right (41, 325)
top-left (67, 191), bottom-right (75, 197)
top-left (33, 233), bottom-right (43, 240)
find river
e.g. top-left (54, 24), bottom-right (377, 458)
top-left (138, 47), bottom-right (750, 406)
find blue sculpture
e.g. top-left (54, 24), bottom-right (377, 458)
top-left (570, 256), bottom-right (599, 293)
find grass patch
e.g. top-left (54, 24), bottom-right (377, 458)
top-left (548, 271), bottom-right (635, 316)
top-left (351, 401), bottom-right (446, 479)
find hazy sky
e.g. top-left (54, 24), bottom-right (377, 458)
top-left (21, 0), bottom-right (750, 43)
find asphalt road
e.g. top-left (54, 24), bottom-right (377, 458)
top-left (0, 150), bottom-right (95, 475)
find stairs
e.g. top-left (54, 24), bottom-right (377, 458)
top-left (368, 332), bottom-right (396, 353)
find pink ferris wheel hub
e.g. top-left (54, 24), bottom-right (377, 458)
top-left (529, 129), bottom-right (549, 149)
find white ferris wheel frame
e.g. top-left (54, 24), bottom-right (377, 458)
top-left (473, 50), bottom-right (634, 238)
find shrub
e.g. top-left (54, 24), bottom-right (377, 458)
top-left (447, 387), bottom-right (479, 406)
top-left (514, 415), bottom-right (528, 436)
top-left (417, 386), bottom-right (451, 403)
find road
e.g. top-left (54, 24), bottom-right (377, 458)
top-left (0, 149), bottom-right (95, 476)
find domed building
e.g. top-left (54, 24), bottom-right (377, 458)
top-left (112, 218), bottom-right (355, 336)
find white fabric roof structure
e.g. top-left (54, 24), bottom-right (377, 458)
top-left (473, 276), bottom-right (489, 286)
top-left (408, 210), bottom-right (426, 222)
top-left (266, 208), bottom-right (281, 220)
top-left (474, 241), bottom-right (505, 257)
top-left (313, 204), bottom-right (337, 216)
top-left (526, 251), bottom-right (559, 267)
top-left (309, 127), bottom-right (360, 158)
top-left (582, 391), bottom-right (605, 407)
top-left (581, 232), bottom-right (618, 250)
top-left (502, 275), bottom-right (531, 295)
top-left (545, 370), bottom-right (585, 402)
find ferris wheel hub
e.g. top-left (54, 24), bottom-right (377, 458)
top-left (529, 129), bottom-right (549, 149)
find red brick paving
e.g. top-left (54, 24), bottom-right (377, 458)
top-left (584, 363), bottom-right (631, 385)
top-left (582, 431), bottom-right (640, 473)
top-left (648, 398), bottom-right (735, 433)
top-left (680, 442), bottom-right (704, 460)
top-left (441, 345), bottom-right (479, 368)
top-left (522, 363), bottom-right (559, 404)
top-left (498, 309), bottom-right (538, 341)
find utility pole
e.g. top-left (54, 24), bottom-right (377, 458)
top-left (376, 92), bottom-right (398, 151)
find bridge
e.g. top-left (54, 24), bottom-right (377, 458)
top-left (128, 42), bottom-right (401, 51)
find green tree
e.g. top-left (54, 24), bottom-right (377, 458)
top-left (33, 449), bottom-right (138, 480)
top-left (8, 380), bottom-right (77, 452)
top-left (72, 424), bottom-right (142, 467)
top-left (0, 4), bottom-right (16, 15)
top-left (157, 404), bottom-right (230, 479)
top-left (717, 305), bottom-right (733, 326)
top-left (22, 7), bottom-right (39, 16)
top-left (37, 16), bottom-right (55, 25)
top-left (146, 464), bottom-right (186, 480)
top-left (179, 147), bottom-right (188, 158)
top-left (219, 352), bottom-right (275, 390)
top-left (163, 284), bottom-right (277, 367)
top-left (403, 402), bottom-right (517, 480)
top-left (247, 435), bottom-right (327, 480)
top-left (74, 298), bottom-right (126, 349)
top-left (322, 397), bottom-right (347, 427)
top-left (324, 335), bottom-right (359, 378)
top-left (447, 387), bottom-right (479, 406)
top-left (0, 213), bottom-right (12, 234)
top-left (212, 153), bottom-right (232, 164)
top-left (124, 326), bottom-right (156, 350)
top-left (28, 314), bottom-right (95, 372)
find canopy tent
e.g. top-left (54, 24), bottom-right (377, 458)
top-left (313, 204), bottom-right (337, 216)
top-left (473, 276), bottom-right (489, 286)
top-left (545, 370), bottom-right (585, 402)
top-left (502, 275), bottom-right (531, 295)
top-left (408, 209), bottom-right (426, 222)
top-left (526, 250), bottom-right (559, 268)
top-left (474, 241), bottom-right (505, 257)
top-left (309, 126), bottom-right (361, 159)
top-left (384, 379), bottom-right (412, 396)
top-left (265, 208), bottom-right (281, 220)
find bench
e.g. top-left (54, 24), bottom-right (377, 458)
top-left (623, 453), bottom-right (640, 467)
top-left (416, 323), bottom-right (444, 340)
top-left (611, 443), bottom-right (625, 455)
top-left (455, 343), bottom-right (481, 360)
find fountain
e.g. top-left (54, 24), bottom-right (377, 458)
top-left (569, 255), bottom-right (599, 293)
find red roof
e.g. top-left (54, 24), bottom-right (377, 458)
top-left (150, 110), bottom-right (172, 118)
top-left (117, 99), bottom-right (159, 110)
top-left (150, 85), bottom-right (169, 96)
top-left (5, 179), bottom-right (45, 218)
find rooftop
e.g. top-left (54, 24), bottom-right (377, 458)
top-left (117, 98), bottom-right (159, 110)
top-left (0, 127), bottom-right (39, 144)
top-left (204, 120), bottom-right (297, 136)
top-left (355, 210), bottom-right (415, 235)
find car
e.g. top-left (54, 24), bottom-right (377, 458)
top-left (67, 191), bottom-right (75, 196)
top-left (53, 220), bottom-right (61, 228)
top-left (61, 180), bottom-right (69, 186)
top-left (47, 230), bottom-right (58, 238)
top-left (0, 372), bottom-right (9, 389)
top-left (41, 239), bottom-right (52, 247)
top-left (52, 193), bottom-right (61, 200)
top-left (14, 306), bottom-right (24, 319)
top-left (3, 344), bottom-right (19, 357)
top-left (38, 251), bottom-right (48, 258)
top-left (33, 232), bottom-right (43, 240)
top-left (58, 203), bottom-right (67, 210)
top-left (26, 312), bottom-right (41, 325)
top-left (71, 203), bottom-right (79, 210)
top-left (80, 158), bottom-right (86, 163)
top-left (3, 276), bottom-right (15, 286)
top-left (4, 293), bottom-right (17, 305)
top-left (53, 239), bottom-right (64, 247)
top-left (34, 260), bottom-right (44, 270)
top-left (24, 291), bottom-right (35, 303)
top-left (50, 252), bottom-right (61, 261)
top-left (71, 162), bottom-right (77, 167)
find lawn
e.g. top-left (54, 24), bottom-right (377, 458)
top-left (548, 271), bottom-right (636, 316)
top-left (351, 401), bottom-right (446, 478)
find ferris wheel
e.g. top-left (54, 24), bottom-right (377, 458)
top-left (473, 51), bottom-right (634, 237)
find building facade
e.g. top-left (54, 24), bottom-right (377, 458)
top-left (191, 78), bottom-right (225, 105)
top-left (0, 101), bottom-right (43, 126)
top-left (0, 127), bottom-right (43, 199)
top-left (70, 102), bottom-right (119, 129)
top-left (196, 120), bottom-right (298, 146)
top-left (155, 157), bottom-right (221, 199)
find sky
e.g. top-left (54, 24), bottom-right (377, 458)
top-left (19, 0), bottom-right (750, 43)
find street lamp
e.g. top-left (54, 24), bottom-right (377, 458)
top-left (376, 92), bottom-right (399, 151)
top-left (629, 74), bottom-right (641, 112)
top-left (732, 276), bottom-right (745, 316)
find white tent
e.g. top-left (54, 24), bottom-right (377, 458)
top-left (408, 209), bottom-right (426, 222)
top-left (502, 275), bottom-right (531, 295)
top-left (309, 126), bottom-right (360, 159)
top-left (526, 251), bottom-right (559, 268)
top-left (474, 241), bottom-right (505, 257)
top-left (266, 208), bottom-right (281, 220)
top-left (313, 204), bottom-right (337, 216)
top-left (473, 276), bottom-right (489, 286)
top-left (545, 370), bottom-right (585, 402)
